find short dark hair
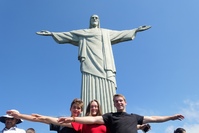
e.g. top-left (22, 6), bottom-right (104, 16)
top-left (174, 128), bottom-right (186, 133)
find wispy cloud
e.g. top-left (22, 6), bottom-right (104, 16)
top-left (165, 99), bottom-right (199, 133)
top-left (180, 100), bottom-right (199, 122)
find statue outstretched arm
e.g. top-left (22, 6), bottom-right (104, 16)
top-left (136, 25), bottom-right (151, 32)
top-left (36, 30), bottom-right (52, 36)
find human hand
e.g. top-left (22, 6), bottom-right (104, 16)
top-left (6, 110), bottom-right (20, 119)
top-left (142, 124), bottom-right (151, 132)
top-left (138, 124), bottom-right (151, 132)
top-left (31, 114), bottom-right (45, 120)
top-left (36, 30), bottom-right (52, 36)
top-left (171, 114), bottom-right (184, 121)
top-left (57, 117), bottom-right (73, 124)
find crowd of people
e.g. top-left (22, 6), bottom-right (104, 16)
top-left (1, 94), bottom-right (185, 133)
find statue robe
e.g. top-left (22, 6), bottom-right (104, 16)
top-left (51, 28), bottom-right (137, 114)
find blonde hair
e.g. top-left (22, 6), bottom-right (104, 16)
top-left (113, 94), bottom-right (126, 102)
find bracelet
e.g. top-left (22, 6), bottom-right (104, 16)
top-left (72, 116), bottom-right (75, 122)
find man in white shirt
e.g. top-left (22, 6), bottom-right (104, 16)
top-left (0, 110), bottom-right (25, 133)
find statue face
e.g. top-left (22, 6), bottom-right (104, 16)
top-left (90, 15), bottom-right (99, 28)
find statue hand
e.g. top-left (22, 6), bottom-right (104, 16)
top-left (137, 25), bottom-right (151, 32)
top-left (36, 30), bottom-right (52, 36)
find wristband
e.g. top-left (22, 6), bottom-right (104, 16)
top-left (72, 116), bottom-right (75, 122)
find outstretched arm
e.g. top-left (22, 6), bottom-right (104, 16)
top-left (31, 114), bottom-right (72, 127)
top-left (36, 30), bottom-right (52, 36)
top-left (6, 110), bottom-right (72, 127)
top-left (58, 116), bottom-right (104, 124)
top-left (6, 110), bottom-right (46, 123)
top-left (143, 114), bottom-right (184, 124)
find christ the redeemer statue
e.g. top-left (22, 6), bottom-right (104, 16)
top-left (36, 14), bottom-right (151, 115)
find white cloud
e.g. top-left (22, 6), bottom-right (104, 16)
top-left (131, 99), bottom-right (199, 133)
top-left (180, 100), bottom-right (199, 122)
top-left (180, 100), bottom-right (199, 133)
top-left (184, 124), bottom-right (199, 133)
top-left (165, 125), bottom-right (175, 133)
top-left (165, 124), bottom-right (199, 133)
top-left (165, 99), bottom-right (199, 133)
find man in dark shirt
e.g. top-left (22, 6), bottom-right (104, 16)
top-left (57, 94), bottom-right (184, 133)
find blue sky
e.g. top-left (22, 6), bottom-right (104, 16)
top-left (1, 1), bottom-right (199, 133)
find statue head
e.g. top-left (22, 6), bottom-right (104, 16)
top-left (89, 14), bottom-right (100, 28)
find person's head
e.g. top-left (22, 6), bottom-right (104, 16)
top-left (85, 99), bottom-right (103, 116)
top-left (113, 94), bottom-right (127, 112)
top-left (174, 128), bottom-right (186, 133)
top-left (70, 98), bottom-right (84, 117)
top-left (0, 109), bottom-right (23, 129)
top-left (89, 14), bottom-right (100, 28)
top-left (26, 128), bottom-right (35, 133)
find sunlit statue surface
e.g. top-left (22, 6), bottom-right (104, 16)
top-left (36, 14), bottom-right (151, 114)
